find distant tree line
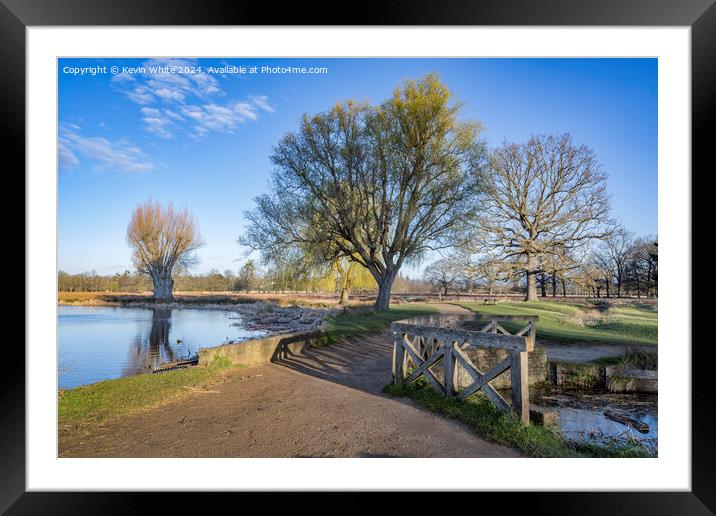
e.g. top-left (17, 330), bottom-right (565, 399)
top-left (58, 261), bottom-right (430, 296)
top-left (421, 232), bottom-right (657, 299)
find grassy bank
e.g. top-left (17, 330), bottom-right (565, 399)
top-left (320, 304), bottom-right (438, 344)
top-left (59, 304), bottom-right (437, 429)
top-left (458, 300), bottom-right (657, 346)
top-left (59, 356), bottom-right (237, 431)
top-left (384, 382), bottom-right (652, 458)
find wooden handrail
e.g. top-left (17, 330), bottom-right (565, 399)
top-left (391, 313), bottom-right (538, 425)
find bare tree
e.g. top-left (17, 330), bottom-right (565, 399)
top-left (424, 258), bottom-right (460, 295)
top-left (475, 134), bottom-right (612, 301)
top-left (241, 74), bottom-right (487, 311)
top-left (126, 199), bottom-right (204, 302)
top-left (590, 251), bottom-right (613, 298)
top-left (593, 226), bottom-right (634, 297)
top-left (626, 237), bottom-right (658, 298)
top-left (472, 255), bottom-right (511, 296)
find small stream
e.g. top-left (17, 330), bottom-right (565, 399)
top-left (532, 388), bottom-right (658, 453)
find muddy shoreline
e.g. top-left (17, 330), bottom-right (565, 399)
top-left (59, 299), bottom-right (338, 335)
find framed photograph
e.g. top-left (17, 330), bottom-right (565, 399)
top-left (7, 0), bottom-right (711, 510)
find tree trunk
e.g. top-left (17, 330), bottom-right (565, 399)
top-left (525, 255), bottom-right (538, 301)
top-left (375, 272), bottom-right (397, 312)
top-left (151, 272), bottom-right (174, 302)
top-left (340, 287), bottom-right (350, 306)
top-left (605, 278), bottom-right (610, 298)
top-left (465, 277), bottom-right (473, 293)
top-left (561, 278), bottom-right (567, 297)
top-left (551, 272), bottom-right (557, 297)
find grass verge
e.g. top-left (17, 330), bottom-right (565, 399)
top-left (318, 304), bottom-right (438, 345)
top-left (384, 381), bottom-right (653, 458)
top-left (59, 356), bottom-right (236, 431)
top-left (458, 301), bottom-right (657, 346)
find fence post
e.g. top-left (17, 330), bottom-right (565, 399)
top-left (444, 340), bottom-right (455, 396)
top-left (530, 318), bottom-right (537, 337)
top-left (393, 334), bottom-right (405, 385)
top-left (511, 350), bottom-right (530, 424)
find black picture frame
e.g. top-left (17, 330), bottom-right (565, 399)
top-left (5, 0), bottom-right (711, 511)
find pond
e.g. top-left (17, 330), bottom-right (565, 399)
top-left (532, 389), bottom-right (658, 453)
top-left (58, 305), bottom-right (266, 389)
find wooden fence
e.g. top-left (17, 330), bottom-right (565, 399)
top-left (391, 314), bottom-right (538, 424)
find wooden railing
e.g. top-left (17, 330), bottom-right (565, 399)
top-left (391, 314), bottom-right (539, 424)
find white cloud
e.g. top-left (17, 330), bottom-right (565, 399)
top-left (111, 72), bottom-right (135, 83)
top-left (142, 117), bottom-right (174, 139)
top-left (250, 95), bottom-right (275, 113)
top-left (164, 110), bottom-right (185, 121)
top-left (58, 126), bottom-right (154, 173)
top-left (179, 101), bottom-right (263, 137)
top-left (126, 86), bottom-right (154, 105)
top-left (231, 101), bottom-right (259, 121)
top-left (58, 142), bottom-right (80, 169)
top-left (140, 107), bottom-right (160, 116)
top-left (116, 58), bottom-right (221, 107)
top-left (111, 58), bottom-right (275, 139)
top-left (153, 87), bottom-right (186, 102)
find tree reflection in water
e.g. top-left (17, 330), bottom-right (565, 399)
top-left (124, 308), bottom-right (178, 375)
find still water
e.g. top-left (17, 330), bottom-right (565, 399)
top-left (58, 305), bottom-right (265, 389)
top-left (532, 390), bottom-right (658, 453)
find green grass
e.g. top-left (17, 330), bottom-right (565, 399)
top-left (59, 356), bottom-right (236, 430)
top-left (319, 303), bottom-right (439, 344)
top-left (384, 382), bottom-right (652, 458)
top-left (457, 301), bottom-right (657, 346)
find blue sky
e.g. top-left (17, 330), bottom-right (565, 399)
top-left (58, 57), bottom-right (657, 277)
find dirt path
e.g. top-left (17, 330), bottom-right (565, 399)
top-left (537, 340), bottom-right (656, 363)
top-left (428, 303), bottom-right (474, 315)
top-left (60, 305), bottom-right (519, 458)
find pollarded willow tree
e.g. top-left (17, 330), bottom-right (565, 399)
top-left (126, 199), bottom-right (204, 302)
top-left (241, 74), bottom-right (487, 311)
top-left (475, 134), bottom-right (612, 301)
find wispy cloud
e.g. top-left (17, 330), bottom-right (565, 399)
top-left (58, 126), bottom-right (154, 174)
top-left (250, 95), bottom-right (275, 113)
top-left (111, 58), bottom-right (275, 139)
top-left (58, 142), bottom-right (80, 169)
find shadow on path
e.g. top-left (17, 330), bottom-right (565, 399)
top-left (271, 332), bottom-right (394, 395)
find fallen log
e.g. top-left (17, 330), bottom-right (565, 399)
top-left (603, 410), bottom-right (650, 434)
top-left (153, 358), bottom-right (198, 373)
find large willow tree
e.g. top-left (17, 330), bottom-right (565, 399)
top-left (126, 199), bottom-right (204, 302)
top-left (242, 74), bottom-right (486, 311)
